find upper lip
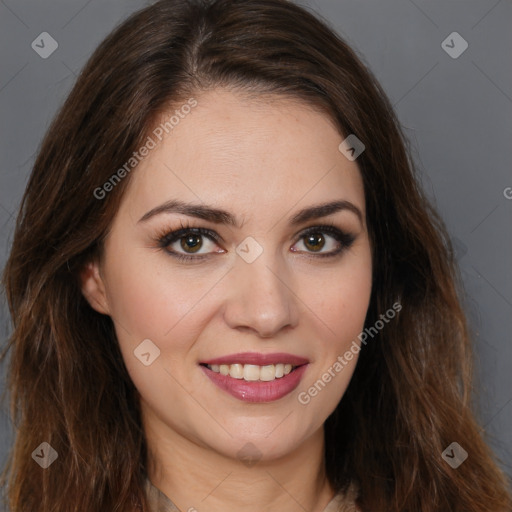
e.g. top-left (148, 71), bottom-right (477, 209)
top-left (200, 352), bottom-right (309, 366)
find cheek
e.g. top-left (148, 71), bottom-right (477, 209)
top-left (317, 250), bottom-right (372, 343)
top-left (101, 246), bottom-right (205, 411)
top-left (300, 247), bottom-right (372, 409)
top-left (102, 243), bottom-right (205, 343)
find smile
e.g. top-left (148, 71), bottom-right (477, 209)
top-left (199, 352), bottom-right (309, 403)
top-left (204, 363), bottom-right (297, 381)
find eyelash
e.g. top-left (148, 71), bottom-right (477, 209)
top-left (154, 220), bottom-right (356, 263)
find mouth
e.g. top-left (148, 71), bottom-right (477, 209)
top-left (199, 352), bottom-right (309, 403)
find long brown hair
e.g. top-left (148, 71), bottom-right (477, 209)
top-left (1, 0), bottom-right (511, 510)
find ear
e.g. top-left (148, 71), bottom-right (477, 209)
top-left (79, 259), bottom-right (111, 315)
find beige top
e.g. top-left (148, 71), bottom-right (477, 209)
top-left (144, 477), bottom-right (361, 512)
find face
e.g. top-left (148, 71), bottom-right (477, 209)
top-left (81, 87), bottom-right (372, 463)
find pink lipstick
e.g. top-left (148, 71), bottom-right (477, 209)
top-left (199, 352), bottom-right (309, 403)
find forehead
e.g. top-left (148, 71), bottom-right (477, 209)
top-left (120, 88), bottom-right (366, 224)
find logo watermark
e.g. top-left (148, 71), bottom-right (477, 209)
top-left (442, 442), bottom-right (468, 469)
top-left (31, 441), bottom-right (58, 468)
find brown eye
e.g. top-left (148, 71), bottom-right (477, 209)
top-left (157, 226), bottom-right (222, 261)
top-left (303, 232), bottom-right (326, 252)
top-left (291, 225), bottom-right (356, 258)
top-left (180, 234), bottom-right (203, 253)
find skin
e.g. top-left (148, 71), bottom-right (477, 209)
top-left (81, 87), bottom-right (372, 512)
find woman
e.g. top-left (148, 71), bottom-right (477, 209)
top-left (1, 0), bottom-right (511, 511)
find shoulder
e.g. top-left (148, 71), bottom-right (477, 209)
top-left (327, 480), bottom-right (362, 512)
top-left (144, 477), bottom-right (181, 512)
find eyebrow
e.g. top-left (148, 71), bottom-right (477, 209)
top-left (138, 199), bottom-right (363, 227)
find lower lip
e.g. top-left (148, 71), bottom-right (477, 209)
top-left (200, 364), bottom-right (308, 403)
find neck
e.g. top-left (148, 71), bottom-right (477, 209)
top-left (144, 411), bottom-right (335, 512)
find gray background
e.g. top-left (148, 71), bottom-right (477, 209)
top-left (0, 0), bottom-right (511, 489)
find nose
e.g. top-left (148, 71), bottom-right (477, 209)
top-left (223, 248), bottom-right (300, 338)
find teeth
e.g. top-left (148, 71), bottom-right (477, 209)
top-left (229, 364), bottom-right (244, 379)
top-left (206, 363), bottom-right (298, 381)
top-left (243, 364), bottom-right (260, 381)
top-left (259, 365), bottom-right (276, 382)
